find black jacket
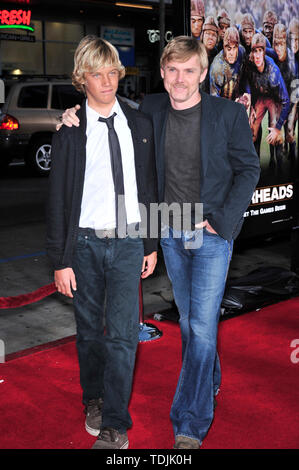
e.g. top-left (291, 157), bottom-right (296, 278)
top-left (46, 99), bottom-right (158, 270)
top-left (140, 91), bottom-right (261, 241)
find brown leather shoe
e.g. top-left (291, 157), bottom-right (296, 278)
top-left (92, 427), bottom-right (129, 449)
top-left (173, 435), bottom-right (200, 449)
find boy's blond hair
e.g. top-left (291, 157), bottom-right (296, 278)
top-left (72, 35), bottom-right (125, 93)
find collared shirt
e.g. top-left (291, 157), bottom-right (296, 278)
top-left (79, 98), bottom-right (141, 230)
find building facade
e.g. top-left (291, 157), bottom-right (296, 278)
top-left (0, 0), bottom-right (174, 95)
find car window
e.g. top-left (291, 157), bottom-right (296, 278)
top-left (0, 84), bottom-right (11, 110)
top-left (51, 85), bottom-right (84, 110)
top-left (18, 85), bottom-right (49, 108)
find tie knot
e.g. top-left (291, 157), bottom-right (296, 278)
top-left (98, 112), bottom-right (117, 129)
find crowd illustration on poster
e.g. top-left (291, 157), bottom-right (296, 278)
top-left (189, 0), bottom-right (298, 235)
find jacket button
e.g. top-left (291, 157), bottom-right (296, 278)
top-left (142, 138), bottom-right (147, 143)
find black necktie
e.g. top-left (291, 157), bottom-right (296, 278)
top-left (98, 112), bottom-right (126, 232)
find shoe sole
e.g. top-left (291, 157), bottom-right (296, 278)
top-left (92, 440), bottom-right (129, 450)
top-left (85, 422), bottom-right (100, 437)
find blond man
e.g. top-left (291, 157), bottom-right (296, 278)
top-left (47, 36), bottom-right (158, 449)
top-left (140, 36), bottom-right (260, 449)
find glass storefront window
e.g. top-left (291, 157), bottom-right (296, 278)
top-left (1, 40), bottom-right (43, 75)
top-left (46, 43), bottom-right (77, 75)
top-left (0, 21), bottom-right (83, 76)
top-left (45, 22), bottom-right (83, 42)
top-left (31, 20), bottom-right (43, 40)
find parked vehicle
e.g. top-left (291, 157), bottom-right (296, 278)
top-left (0, 75), bottom-right (84, 175)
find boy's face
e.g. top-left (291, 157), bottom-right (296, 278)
top-left (83, 66), bottom-right (119, 110)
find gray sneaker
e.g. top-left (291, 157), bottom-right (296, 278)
top-left (173, 435), bottom-right (200, 449)
top-left (84, 398), bottom-right (103, 436)
top-left (92, 428), bottom-right (129, 449)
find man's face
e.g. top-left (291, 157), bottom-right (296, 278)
top-left (161, 54), bottom-right (207, 109)
top-left (242, 27), bottom-right (254, 46)
top-left (203, 29), bottom-right (217, 50)
top-left (191, 15), bottom-right (204, 38)
top-left (273, 39), bottom-right (287, 62)
top-left (290, 33), bottom-right (299, 54)
top-left (224, 43), bottom-right (239, 64)
top-left (83, 66), bottom-right (119, 111)
top-left (252, 47), bottom-right (265, 71)
top-left (218, 21), bottom-right (229, 40)
top-left (263, 22), bottom-right (275, 41)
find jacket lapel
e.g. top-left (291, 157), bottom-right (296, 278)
top-left (118, 98), bottom-right (137, 136)
top-left (118, 98), bottom-right (140, 169)
top-left (119, 97), bottom-right (167, 202)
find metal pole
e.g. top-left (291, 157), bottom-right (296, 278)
top-left (159, 0), bottom-right (165, 58)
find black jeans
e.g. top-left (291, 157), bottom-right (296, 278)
top-left (72, 229), bottom-right (144, 432)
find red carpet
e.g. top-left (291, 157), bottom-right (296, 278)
top-left (0, 298), bottom-right (298, 449)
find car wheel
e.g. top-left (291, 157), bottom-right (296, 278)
top-left (27, 138), bottom-right (52, 176)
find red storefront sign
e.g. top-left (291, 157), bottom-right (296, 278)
top-left (0, 10), bottom-right (31, 26)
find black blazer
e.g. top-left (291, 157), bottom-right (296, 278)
top-left (140, 91), bottom-right (260, 241)
top-left (46, 98), bottom-right (158, 270)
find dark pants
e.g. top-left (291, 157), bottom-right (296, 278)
top-left (72, 229), bottom-right (144, 433)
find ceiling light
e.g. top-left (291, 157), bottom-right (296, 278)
top-left (115, 2), bottom-right (153, 10)
top-left (11, 69), bottom-right (22, 75)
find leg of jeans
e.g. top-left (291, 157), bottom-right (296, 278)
top-left (161, 228), bottom-right (222, 392)
top-left (72, 234), bottom-right (107, 404)
top-left (102, 237), bottom-right (144, 432)
top-left (160, 230), bottom-right (192, 361)
top-left (169, 230), bottom-right (233, 443)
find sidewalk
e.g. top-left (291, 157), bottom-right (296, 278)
top-left (0, 220), bottom-right (293, 356)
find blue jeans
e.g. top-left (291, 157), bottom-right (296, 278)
top-left (160, 226), bottom-right (233, 444)
top-left (72, 229), bottom-right (144, 433)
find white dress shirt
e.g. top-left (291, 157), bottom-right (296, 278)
top-left (79, 99), bottom-right (141, 230)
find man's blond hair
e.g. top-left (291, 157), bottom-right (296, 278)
top-left (72, 35), bottom-right (125, 93)
top-left (160, 35), bottom-right (208, 71)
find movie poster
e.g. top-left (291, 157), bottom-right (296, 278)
top-left (189, 0), bottom-right (299, 238)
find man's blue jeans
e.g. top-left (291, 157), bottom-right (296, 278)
top-left (72, 229), bottom-right (144, 433)
top-left (160, 226), bottom-right (233, 444)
